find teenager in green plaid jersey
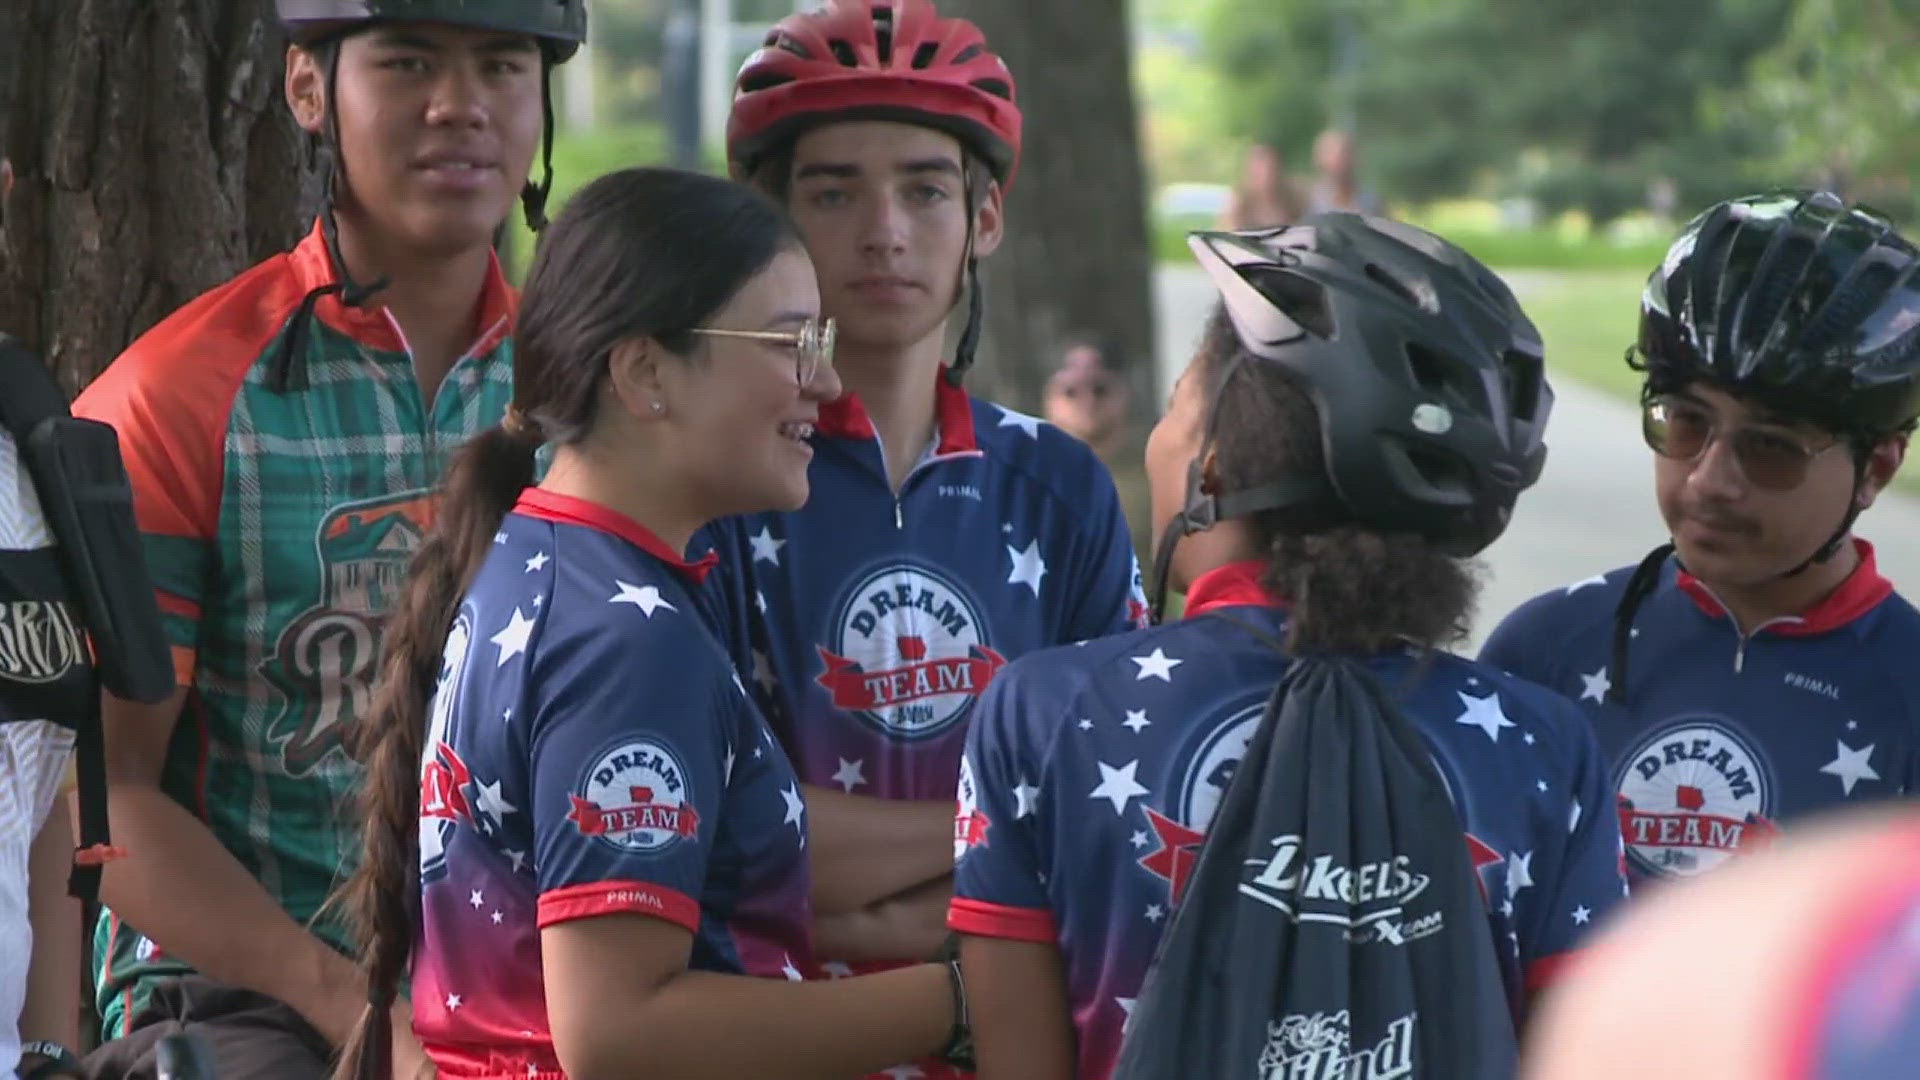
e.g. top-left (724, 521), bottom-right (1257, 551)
top-left (69, 3), bottom-right (585, 1076)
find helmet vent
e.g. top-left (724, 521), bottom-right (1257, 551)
top-left (1247, 267), bottom-right (1334, 339)
top-left (1501, 348), bottom-right (1543, 420)
top-left (912, 41), bottom-right (939, 68)
top-left (952, 43), bottom-right (983, 64)
top-left (828, 38), bottom-right (859, 66)
top-left (1805, 261), bottom-right (1897, 356)
top-left (1364, 262), bottom-right (1420, 308)
top-left (873, 6), bottom-right (894, 63)
top-left (771, 31), bottom-right (812, 59)
top-left (972, 77), bottom-right (1012, 100)
top-left (739, 70), bottom-right (794, 94)
top-left (1404, 342), bottom-right (1459, 402)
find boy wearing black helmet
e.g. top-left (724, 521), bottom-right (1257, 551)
top-left (1483, 190), bottom-right (1920, 891)
top-left (71, 3), bottom-right (581, 1076)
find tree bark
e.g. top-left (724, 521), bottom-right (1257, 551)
top-left (948, 0), bottom-right (1158, 419)
top-left (0, 0), bottom-right (319, 396)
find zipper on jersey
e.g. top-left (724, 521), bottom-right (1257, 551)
top-left (1687, 578), bottom-right (1804, 673)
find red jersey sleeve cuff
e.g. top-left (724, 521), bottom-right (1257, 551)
top-left (1524, 949), bottom-right (1578, 995)
top-left (538, 881), bottom-right (700, 933)
top-left (949, 897), bottom-right (1056, 944)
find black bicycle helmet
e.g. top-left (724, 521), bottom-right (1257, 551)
top-left (1634, 189), bottom-right (1920, 438)
top-left (277, 0), bottom-right (586, 60)
top-left (1176, 215), bottom-right (1552, 560)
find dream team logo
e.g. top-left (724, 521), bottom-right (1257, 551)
top-left (816, 563), bottom-right (1006, 739)
top-left (1616, 717), bottom-right (1780, 877)
top-left (568, 739), bottom-right (700, 854)
top-left (1140, 706), bottom-right (1260, 903)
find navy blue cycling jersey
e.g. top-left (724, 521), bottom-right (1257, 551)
top-left (951, 561), bottom-right (1628, 1080)
top-left (414, 489), bottom-right (814, 1079)
top-left (1481, 540), bottom-right (1920, 888)
top-left (697, 374), bottom-right (1147, 806)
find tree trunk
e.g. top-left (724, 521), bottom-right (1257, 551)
top-left (948, 0), bottom-right (1158, 419)
top-left (0, 0), bottom-right (319, 396)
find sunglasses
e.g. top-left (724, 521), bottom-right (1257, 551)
top-left (1642, 396), bottom-right (1841, 491)
top-left (689, 317), bottom-right (836, 388)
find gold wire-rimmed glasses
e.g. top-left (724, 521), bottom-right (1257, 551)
top-left (689, 316), bottom-right (836, 387)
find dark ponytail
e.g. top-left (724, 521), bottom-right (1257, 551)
top-left (329, 167), bottom-right (796, 1080)
top-left (1198, 304), bottom-right (1479, 654)
top-left (332, 427), bottom-right (536, 1080)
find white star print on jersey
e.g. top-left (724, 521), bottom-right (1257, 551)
top-left (780, 784), bottom-right (806, 835)
top-left (1012, 779), bottom-right (1041, 819)
top-left (1007, 539), bottom-right (1048, 596)
top-left (1579, 667), bottom-right (1611, 704)
top-left (473, 778), bottom-right (516, 832)
top-left (468, 889), bottom-right (484, 909)
top-left (1131, 648), bottom-right (1182, 682)
top-left (524, 551), bottom-right (548, 573)
top-left (830, 758), bottom-right (866, 792)
top-left (1820, 740), bottom-right (1880, 795)
top-left (1454, 691), bottom-right (1516, 742)
top-left (749, 526), bottom-right (785, 566)
top-left (1572, 905), bottom-right (1591, 925)
top-left (995, 404), bottom-right (1043, 439)
top-left (610, 580), bottom-right (676, 617)
top-left (1088, 760), bottom-right (1150, 815)
top-left (1506, 850), bottom-right (1534, 896)
top-left (490, 607), bottom-right (535, 666)
top-left (1122, 709), bottom-right (1151, 733)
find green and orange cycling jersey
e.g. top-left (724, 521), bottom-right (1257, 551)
top-left (72, 222), bottom-right (518, 1037)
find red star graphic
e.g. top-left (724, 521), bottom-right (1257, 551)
top-left (1138, 808), bottom-right (1207, 903)
top-left (420, 741), bottom-right (474, 824)
top-left (1464, 833), bottom-right (1504, 903)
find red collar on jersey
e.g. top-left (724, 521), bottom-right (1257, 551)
top-left (1675, 537), bottom-right (1892, 637)
top-left (1184, 559), bottom-right (1284, 618)
top-left (512, 488), bottom-right (718, 584)
top-left (816, 366), bottom-right (980, 455)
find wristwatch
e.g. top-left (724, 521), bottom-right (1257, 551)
top-left (17, 1041), bottom-right (83, 1080)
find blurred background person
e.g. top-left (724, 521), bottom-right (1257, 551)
top-left (1217, 143), bottom-right (1303, 230)
top-left (1306, 128), bottom-right (1382, 216)
top-left (1043, 338), bottom-right (1153, 569)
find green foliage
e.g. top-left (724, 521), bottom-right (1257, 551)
top-left (1709, 0), bottom-right (1920, 218)
top-left (1195, 0), bottom-right (1805, 222)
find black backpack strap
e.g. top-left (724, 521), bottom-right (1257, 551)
top-left (0, 334), bottom-right (175, 903)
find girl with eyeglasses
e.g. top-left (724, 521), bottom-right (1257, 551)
top-left (331, 168), bottom-right (977, 1080)
top-left (1482, 190), bottom-right (1920, 891)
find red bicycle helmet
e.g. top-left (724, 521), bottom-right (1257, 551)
top-left (727, 0), bottom-right (1022, 187)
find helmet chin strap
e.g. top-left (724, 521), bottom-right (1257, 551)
top-left (947, 168), bottom-right (982, 385)
top-left (1146, 351), bottom-right (1342, 622)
